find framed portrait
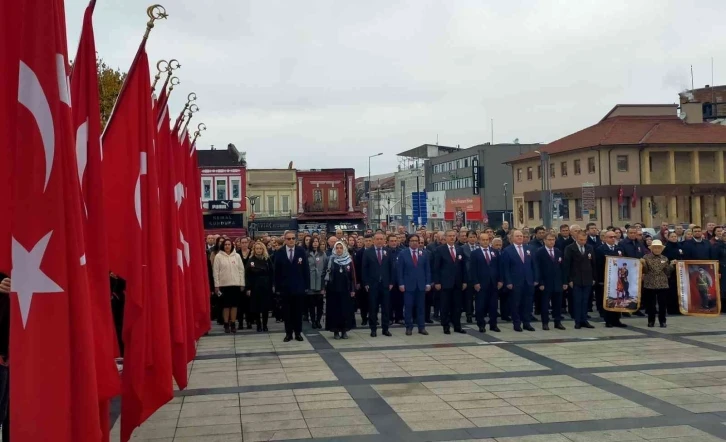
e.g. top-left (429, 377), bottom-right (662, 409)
top-left (603, 256), bottom-right (642, 312)
top-left (675, 260), bottom-right (721, 316)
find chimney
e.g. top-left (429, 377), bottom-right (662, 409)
top-left (680, 102), bottom-right (704, 124)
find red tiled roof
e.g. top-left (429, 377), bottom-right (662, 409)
top-left (508, 115), bottom-right (726, 163)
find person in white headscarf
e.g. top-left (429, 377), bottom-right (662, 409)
top-left (322, 241), bottom-right (356, 339)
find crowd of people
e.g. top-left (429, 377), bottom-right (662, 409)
top-left (205, 220), bottom-right (726, 341)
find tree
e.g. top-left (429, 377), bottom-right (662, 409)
top-left (97, 57), bottom-right (126, 128)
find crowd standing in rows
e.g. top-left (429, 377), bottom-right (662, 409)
top-left (205, 220), bottom-right (726, 341)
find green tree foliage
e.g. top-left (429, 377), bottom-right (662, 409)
top-left (97, 57), bottom-right (126, 128)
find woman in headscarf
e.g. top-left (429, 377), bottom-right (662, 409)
top-left (246, 241), bottom-right (273, 332)
top-left (323, 241), bottom-right (356, 339)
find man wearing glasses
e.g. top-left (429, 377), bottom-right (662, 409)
top-left (274, 230), bottom-right (311, 342)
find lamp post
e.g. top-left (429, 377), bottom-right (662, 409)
top-left (534, 150), bottom-right (552, 228)
top-left (368, 152), bottom-right (383, 227)
top-left (245, 195), bottom-right (259, 239)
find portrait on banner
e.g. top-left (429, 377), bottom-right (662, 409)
top-left (676, 260), bottom-right (721, 316)
top-left (603, 256), bottom-right (642, 312)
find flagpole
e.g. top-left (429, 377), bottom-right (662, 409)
top-left (192, 123), bottom-right (206, 148)
top-left (180, 104), bottom-right (198, 139)
top-left (102, 4), bottom-right (168, 139)
top-left (173, 92), bottom-right (196, 132)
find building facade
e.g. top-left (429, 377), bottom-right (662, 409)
top-left (197, 144), bottom-right (247, 237)
top-left (507, 104), bottom-right (726, 229)
top-left (425, 143), bottom-right (539, 229)
top-left (297, 169), bottom-right (365, 233)
top-left (246, 168), bottom-right (297, 236)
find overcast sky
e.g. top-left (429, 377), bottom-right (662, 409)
top-left (66, 0), bottom-right (725, 176)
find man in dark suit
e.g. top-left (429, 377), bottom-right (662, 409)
top-left (683, 225), bottom-right (713, 260)
top-left (586, 223), bottom-right (602, 249)
top-left (362, 232), bottom-right (394, 337)
top-left (528, 226), bottom-right (546, 250)
top-left (619, 226), bottom-right (646, 317)
top-left (387, 234), bottom-right (404, 325)
top-left (491, 238), bottom-right (511, 321)
top-left (555, 224), bottom-right (573, 252)
top-left (470, 233), bottom-right (503, 333)
top-left (397, 234), bottom-right (431, 335)
top-left (354, 235), bottom-right (373, 326)
top-left (274, 230), bottom-right (311, 342)
top-left (563, 231), bottom-right (595, 329)
top-left (461, 230), bottom-right (479, 324)
top-left (501, 230), bottom-right (539, 332)
top-left (433, 230), bottom-right (468, 334)
top-left (595, 231), bottom-right (627, 328)
top-left (535, 233), bottom-right (567, 330)
top-left (426, 231), bottom-right (444, 321)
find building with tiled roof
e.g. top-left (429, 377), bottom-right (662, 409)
top-left (506, 103), bottom-right (726, 228)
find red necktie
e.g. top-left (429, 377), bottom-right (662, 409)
top-left (412, 250), bottom-right (418, 267)
top-left (377, 248), bottom-right (382, 264)
top-left (549, 248), bottom-right (555, 261)
top-left (518, 245), bottom-right (525, 263)
top-left (485, 249), bottom-right (491, 263)
top-left (450, 246), bottom-right (456, 262)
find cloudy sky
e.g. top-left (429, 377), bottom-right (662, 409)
top-left (65, 0), bottom-right (725, 176)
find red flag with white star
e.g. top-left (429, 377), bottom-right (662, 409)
top-left (69, 2), bottom-right (122, 438)
top-left (102, 39), bottom-right (172, 442)
top-left (7, 0), bottom-right (102, 440)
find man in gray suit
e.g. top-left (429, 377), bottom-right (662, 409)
top-left (461, 230), bottom-right (479, 324)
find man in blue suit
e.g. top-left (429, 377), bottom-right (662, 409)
top-left (274, 230), bottom-right (311, 342)
top-left (433, 230), bottom-right (468, 334)
top-left (470, 232), bottom-right (503, 333)
top-left (534, 233), bottom-right (567, 330)
top-left (501, 230), bottom-right (539, 332)
top-left (397, 234), bottom-right (431, 336)
top-left (362, 232), bottom-right (394, 337)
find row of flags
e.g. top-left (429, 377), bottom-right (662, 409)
top-left (1, 1), bottom-right (210, 441)
top-left (618, 185), bottom-right (638, 208)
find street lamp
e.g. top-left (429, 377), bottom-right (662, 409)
top-left (368, 152), bottom-right (383, 227)
top-left (245, 195), bottom-right (259, 238)
top-left (534, 150), bottom-right (552, 228)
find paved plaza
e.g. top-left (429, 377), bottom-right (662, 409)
top-left (111, 314), bottom-right (726, 442)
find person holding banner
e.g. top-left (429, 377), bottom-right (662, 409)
top-left (641, 240), bottom-right (674, 328)
top-left (595, 231), bottom-right (628, 328)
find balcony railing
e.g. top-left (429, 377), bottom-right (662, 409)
top-left (303, 201), bottom-right (343, 213)
top-left (254, 210), bottom-right (293, 218)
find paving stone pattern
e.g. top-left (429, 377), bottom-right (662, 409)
top-left (111, 314), bottom-right (726, 442)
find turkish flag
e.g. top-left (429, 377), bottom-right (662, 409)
top-left (185, 133), bottom-right (212, 338)
top-left (102, 42), bottom-right (173, 440)
top-left (618, 186), bottom-right (624, 206)
top-left (155, 91), bottom-right (189, 389)
top-left (69, 3), bottom-right (122, 438)
top-left (632, 186), bottom-right (637, 208)
top-left (7, 0), bottom-right (103, 440)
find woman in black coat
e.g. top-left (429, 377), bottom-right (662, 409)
top-left (245, 241), bottom-right (274, 332)
top-left (323, 241), bottom-right (356, 339)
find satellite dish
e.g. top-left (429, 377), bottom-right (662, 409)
top-left (679, 111), bottom-right (687, 121)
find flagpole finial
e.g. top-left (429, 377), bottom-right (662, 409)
top-left (169, 76), bottom-right (180, 92)
top-left (143, 4), bottom-right (168, 41)
top-left (169, 59), bottom-right (181, 71)
top-left (193, 123), bottom-right (207, 145)
top-left (151, 59), bottom-right (169, 92)
top-left (186, 92), bottom-right (197, 104)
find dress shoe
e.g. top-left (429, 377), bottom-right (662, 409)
top-left (574, 324), bottom-right (582, 330)
top-left (370, 331), bottom-right (377, 337)
top-left (295, 335), bottom-right (304, 342)
top-left (514, 325), bottom-right (523, 332)
top-left (542, 324), bottom-right (550, 331)
top-left (333, 332), bottom-right (340, 340)
top-left (455, 329), bottom-right (467, 334)
top-left (262, 325), bottom-right (269, 332)
top-left (418, 329), bottom-right (429, 335)
top-left (582, 322), bottom-right (594, 329)
top-left (425, 319), bottom-right (434, 324)
top-left (341, 332), bottom-right (349, 339)
top-left (466, 316), bottom-right (473, 324)
top-left (443, 328), bottom-right (451, 335)
top-left (478, 326), bottom-right (485, 333)
top-left (524, 325), bottom-right (536, 332)
top-left (490, 326), bottom-right (501, 332)
top-left (613, 322), bottom-right (627, 328)
top-left (406, 329), bottom-right (412, 336)
top-left (554, 322), bottom-right (566, 330)
top-left (257, 324), bottom-right (263, 332)
top-left (647, 321), bottom-right (655, 327)
top-left (382, 330), bottom-right (392, 337)
top-left (224, 323), bottom-right (230, 334)
top-left (660, 323), bottom-right (667, 328)
top-left (231, 323), bottom-right (237, 334)
top-left (283, 335), bottom-right (292, 342)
